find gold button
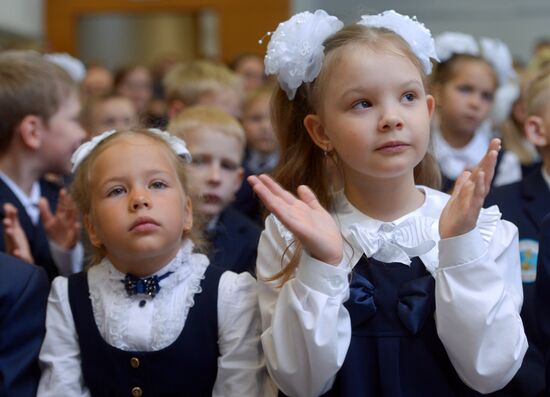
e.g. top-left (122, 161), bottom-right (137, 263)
top-left (130, 357), bottom-right (140, 368)
top-left (131, 386), bottom-right (143, 397)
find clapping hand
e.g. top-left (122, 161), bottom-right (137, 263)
top-left (439, 138), bottom-right (501, 239)
top-left (3, 203), bottom-right (34, 263)
top-left (248, 174), bottom-right (343, 265)
top-left (38, 189), bottom-right (81, 250)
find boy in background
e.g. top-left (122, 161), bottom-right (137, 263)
top-left (485, 66), bottom-right (550, 396)
top-left (168, 106), bottom-right (260, 275)
top-left (0, 50), bottom-right (85, 280)
top-left (163, 60), bottom-right (243, 120)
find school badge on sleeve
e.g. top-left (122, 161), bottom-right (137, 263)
top-left (519, 239), bottom-right (538, 283)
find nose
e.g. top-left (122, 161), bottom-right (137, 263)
top-left (129, 189), bottom-right (151, 211)
top-left (378, 105), bottom-right (404, 132)
top-left (207, 163), bottom-right (221, 184)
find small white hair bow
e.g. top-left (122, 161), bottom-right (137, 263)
top-left (71, 128), bottom-right (192, 173)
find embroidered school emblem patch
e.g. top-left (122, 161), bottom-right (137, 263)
top-left (519, 239), bottom-right (538, 283)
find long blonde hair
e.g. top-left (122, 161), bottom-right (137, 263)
top-left (269, 24), bottom-right (441, 284)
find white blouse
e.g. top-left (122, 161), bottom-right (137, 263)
top-left (432, 124), bottom-right (522, 187)
top-left (257, 186), bottom-right (527, 397)
top-left (38, 240), bottom-right (274, 397)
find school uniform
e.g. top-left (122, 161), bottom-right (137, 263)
top-left (535, 214), bottom-right (550, 396)
top-left (432, 124), bottom-right (522, 192)
top-left (37, 240), bottom-right (271, 397)
top-left (232, 149), bottom-right (278, 225)
top-left (0, 253), bottom-right (49, 397)
top-left (207, 207), bottom-right (262, 275)
top-left (258, 187), bottom-right (526, 397)
top-left (0, 176), bottom-right (60, 280)
top-left (484, 166), bottom-right (550, 396)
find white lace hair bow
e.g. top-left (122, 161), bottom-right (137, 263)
top-left (44, 53), bottom-right (86, 82)
top-left (71, 128), bottom-right (192, 173)
top-left (264, 9), bottom-right (439, 100)
top-left (434, 32), bottom-right (516, 86)
top-left (264, 10), bottom-right (344, 100)
top-left (349, 217), bottom-right (437, 266)
top-left (357, 10), bottom-right (439, 75)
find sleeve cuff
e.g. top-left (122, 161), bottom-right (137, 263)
top-left (49, 240), bottom-right (84, 276)
top-left (438, 227), bottom-right (486, 268)
top-left (296, 253), bottom-right (350, 297)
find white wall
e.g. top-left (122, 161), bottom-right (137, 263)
top-left (0, 0), bottom-right (42, 37)
top-left (293, 0), bottom-right (550, 63)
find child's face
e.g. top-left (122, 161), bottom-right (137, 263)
top-left (199, 88), bottom-right (242, 119)
top-left (117, 67), bottom-right (152, 113)
top-left (41, 91), bottom-right (86, 174)
top-left (306, 45), bottom-right (434, 184)
top-left (89, 97), bottom-right (138, 137)
top-left (185, 128), bottom-right (243, 220)
top-left (235, 56), bottom-right (265, 92)
top-left (85, 134), bottom-right (192, 270)
top-left (435, 59), bottom-right (497, 137)
top-left (242, 94), bottom-right (278, 154)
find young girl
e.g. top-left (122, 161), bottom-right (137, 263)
top-left (37, 128), bottom-right (269, 396)
top-left (249, 10), bottom-right (527, 397)
top-left (430, 32), bottom-right (522, 192)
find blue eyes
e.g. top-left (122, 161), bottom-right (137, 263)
top-left (106, 181), bottom-right (168, 197)
top-left (107, 187), bottom-right (126, 197)
top-left (353, 100), bottom-right (371, 110)
top-left (352, 92), bottom-right (416, 110)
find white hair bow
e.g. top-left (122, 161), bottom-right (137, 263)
top-left (70, 128), bottom-right (192, 173)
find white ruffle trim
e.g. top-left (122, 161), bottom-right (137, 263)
top-left (88, 243), bottom-right (209, 351)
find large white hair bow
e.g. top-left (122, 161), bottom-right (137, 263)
top-left (435, 32), bottom-right (516, 86)
top-left (357, 10), bottom-right (439, 75)
top-left (71, 129), bottom-right (192, 173)
top-left (264, 10), bottom-right (343, 100)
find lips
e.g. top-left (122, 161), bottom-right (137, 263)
top-left (202, 193), bottom-right (221, 204)
top-left (129, 216), bottom-right (160, 232)
top-left (376, 140), bottom-right (410, 152)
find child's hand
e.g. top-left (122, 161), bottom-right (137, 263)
top-left (3, 203), bottom-right (34, 263)
top-left (439, 138), bottom-right (501, 239)
top-left (39, 189), bottom-right (81, 250)
top-left (248, 174), bottom-right (343, 265)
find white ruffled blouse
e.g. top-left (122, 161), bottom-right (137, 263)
top-left (432, 123), bottom-right (522, 187)
top-left (257, 186), bottom-right (527, 397)
top-left (38, 241), bottom-right (274, 397)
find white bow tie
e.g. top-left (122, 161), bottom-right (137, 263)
top-left (349, 216), bottom-right (437, 265)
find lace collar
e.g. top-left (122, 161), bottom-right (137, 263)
top-left (432, 122), bottom-right (492, 179)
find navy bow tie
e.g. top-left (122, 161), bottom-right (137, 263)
top-left (121, 271), bottom-right (174, 298)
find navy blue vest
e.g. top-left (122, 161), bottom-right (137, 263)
top-left (68, 265), bottom-right (224, 397)
top-left (282, 256), bottom-right (483, 397)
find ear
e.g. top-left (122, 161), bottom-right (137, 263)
top-left (84, 215), bottom-right (103, 248)
top-left (235, 165), bottom-right (244, 186)
top-left (182, 197), bottom-right (193, 233)
top-left (524, 115), bottom-right (548, 147)
top-left (303, 113), bottom-right (332, 151)
top-left (17, 115), bottom-right (45, 150)
top-left (168, 100), bottom-right (185, 120)
top-left (426, 94), bottom-right (436, 120)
